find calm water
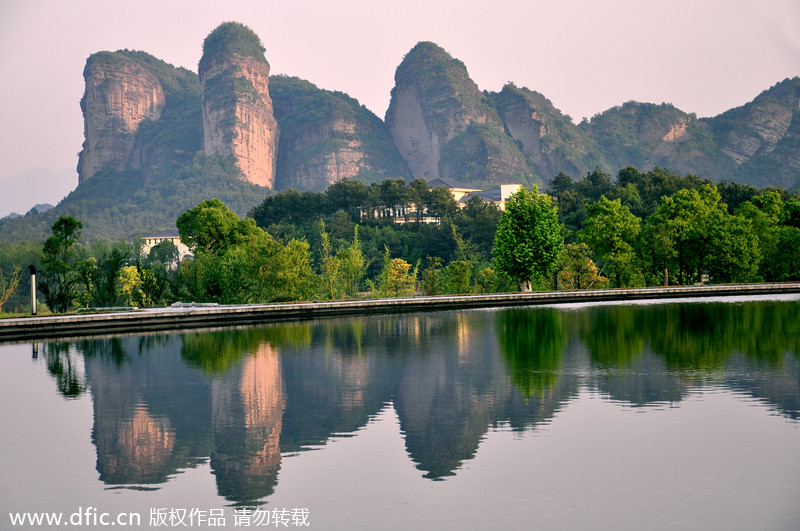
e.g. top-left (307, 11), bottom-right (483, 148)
top-left (1, 295), bottom-right (799, 530)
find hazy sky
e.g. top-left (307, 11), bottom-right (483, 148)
top-left (1, 0), bottom-right (798, 189)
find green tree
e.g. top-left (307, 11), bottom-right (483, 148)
top-left (177, 198), bottom-right (254, 254)
top-left (453, 196), bottom-right (502, 261)
top-left (707, 213), bottom-right (761, 283)
top-left (377, 247), bottom-right (417, 297)
top-left (0, 266), bottom-right (22, 313)
top-left (493, 186), bottom-right (563, 292)
top-left (91, 242), bottom-right (134, 307)
top-left (644, 185), bottom-right (726, 285)
top-left (579, 196), bottom-right (641, 287)
top-left (147, 239), bottom-right (180, 269)
top-left (427, 186), bottom-right (459, 222)
top-left (39, 216), bottom-right (84, 313)
top-left (555, 243), bottom-right (609, 290)
top-left (337, 226), bottom-right (368, 298)
top-left (318, 221), bottom-right (341, 300)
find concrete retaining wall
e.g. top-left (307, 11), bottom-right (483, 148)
top-left (2, 283), bottom-right (799, 342)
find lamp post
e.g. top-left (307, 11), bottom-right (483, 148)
top-left (28, 265), bottom-right (36, 315)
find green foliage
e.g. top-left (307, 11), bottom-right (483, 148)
top-left (177, 199), bottom-right (317, 304)
top-left (199, 22), bottom-right (267, 72)
top-left (177, 198), bottom-right (252, 254)
top-left (376, 247), bottom-right (417, 297)
top-left (554, 243), bottom-right (609, 290)
top-left (337, 226), bottom-right (368, 298)
top-left (39, 216), bottom-right (84, 313)
top-left (318, 221), bottom-right (340, 300)
top-left (0, 265), bottom-right (22, 312)
top-left (493, 186), bottom-right (564, 291)
top-left (578, 196), bottom-right (641, 287)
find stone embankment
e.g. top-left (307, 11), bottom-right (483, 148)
top-left (1, 284), bottom-right (799, 342)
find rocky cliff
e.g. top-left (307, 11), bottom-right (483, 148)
top-left (492, 84), bottom-right (608, 180)
top-left (77, 50), bottom-right (202, 185)
top-left (385, 42), bottom-right (536, 187)
top-left (78, 52), bottom-right (164, 183)
top-left (198, 22), bottom-right (279, 188)
top-left (270, 76), bottom-right (410, 190)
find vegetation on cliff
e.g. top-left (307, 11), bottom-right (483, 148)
top-left (270, 75), bottom-right (410, 188)
top-left (198, 21), bottom-right (268, 71)
top-left (0, 154), bottom-right (265, 243)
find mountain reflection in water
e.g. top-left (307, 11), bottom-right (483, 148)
top-left (36, 297), bottom-right (800, 506)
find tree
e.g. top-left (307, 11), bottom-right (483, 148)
top-left (318, 221), bottom-right (340, 300)
top-left (427, 186), bottom-right (459, 222)
top-left (39, 216), bottom-right (84, 313)
top-left (555, 243), bottom-right (609, 290)
top-left (177, 198), bottom-right (254, 254)
top-left (493, 186), bottom-right (563, 292)
top-left (337, 226), bottom-right (368, 298)
top-left (0, 266), bottom-right (22, 313)
top-left (579, 196), bottom-right (642, 287)
top-left (92, 242), bottom-right (135, 307)
top-left (643, 185), bottom-right (726, 285)
top-left (147, 239), bottom-right (180, 270)
top-left (377, 247), bottom-right (417, 297)
top-left (324, 178), bottom-right (369, 220)
top-left (453, 196), bottom-right (502, 261)
top-left (707, 214), bottom-right (760, 283)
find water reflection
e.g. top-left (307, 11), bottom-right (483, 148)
top-left (34, 297), bottom-right (800, 505)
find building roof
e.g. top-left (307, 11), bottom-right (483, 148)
top-left (145, 229), bottom-right (181, 239)
top-left (426, 177), bottom-right (480, 191)
top-left (459, 188), bottom-right (503, 203)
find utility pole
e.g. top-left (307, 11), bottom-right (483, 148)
top-left (28, 265), bottom-right (37, 315)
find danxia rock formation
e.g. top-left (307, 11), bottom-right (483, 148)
top-left (198, 22), bottom-right (279, 188)
top-left (385, 42), bottom-right (536, 187)
top-left (8, 25), bottom-right (793, 242)
top-left (270, 76), bottom-right (410, 190)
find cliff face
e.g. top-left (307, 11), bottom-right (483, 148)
top-left (199, 23), bottom-right (279, 188)
top-left (77, 51), bottom-right (202, 185)
top-left (385, 42), bottom-right (523, 185)
top-left (712, 78), bottom-right (800, 189)
top-left (386, 42), bottom-right (541, 186)
top-left (493, 84), bottom-right (608, 180)
top-left (270, 76), bottom-right (410, 190)
top-left (77, 53), bottom-right (166, 183)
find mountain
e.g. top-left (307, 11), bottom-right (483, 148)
top-left (386, 42), bottom-right (537, 188)
top-left (270, 75), bottom-right (411, 190)
top-left (1, 24), bottom-right (798, 243)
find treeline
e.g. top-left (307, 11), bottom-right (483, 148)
top-left (1, 166), bottom-right (799, 314)
top-left (548, 166), bottom-right (800, 287)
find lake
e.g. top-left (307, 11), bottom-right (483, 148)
top-left (1, 295), bottom-right (799, 530)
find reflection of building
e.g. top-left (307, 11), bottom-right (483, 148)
top-left (211, 343), bottom-right (285, 504)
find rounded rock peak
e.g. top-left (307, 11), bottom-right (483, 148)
top-left (199, 22), bottom-right (268, 72)
top-left (395, 41), bottom-right (469, 84)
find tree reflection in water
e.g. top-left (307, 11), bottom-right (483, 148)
top-left (30, 297), bottom-right (800, 505)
